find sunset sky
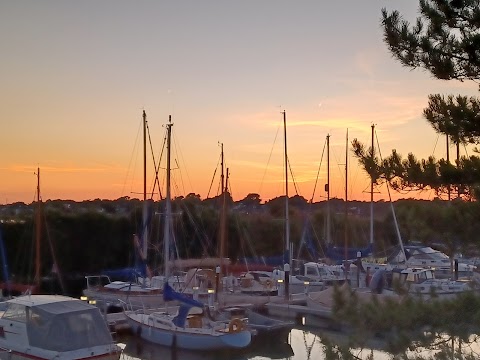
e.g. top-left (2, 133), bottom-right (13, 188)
top-left (1, 1), bottom-right (478, 205)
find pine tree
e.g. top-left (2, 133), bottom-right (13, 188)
top-left (353, 0), bottom-right (480, 199)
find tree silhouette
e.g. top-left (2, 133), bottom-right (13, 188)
top-left (353, 0), bottom-right (480, 199)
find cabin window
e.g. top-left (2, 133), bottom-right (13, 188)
top-left (418, 272), bottom-right (429, 282)
top-left (406, 273), bottom-right (416, 282)
top-left (29, 309), bottom-right (113, 351)
top-left (2, 304), bottom-right (27, 322)
top-left (306, 267), bottom-right (318, 277)
top-left (436, 269), bottom-right (448, 277)
top-left (394, 273), bottom-right (406, 284)
top-left (87, 275), bottom-right (110, 287)
top-left (28, 308), bottom-right (44, 326)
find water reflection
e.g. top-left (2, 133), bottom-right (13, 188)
top-left (120, 336), bottom-right (239, 360)
top-left (118, 334), bottom-right (294, 360)
top-left (117, 327), bottom-right (380, 360)
top-left (118, 327), bottom-right (480, 360)
top-left (119, 334), bottom-right (293, 359)
top-left (289, 327), bottom-right (391, 360)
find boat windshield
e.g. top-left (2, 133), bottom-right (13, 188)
top-left (86, 275), bottom-right (111, 287)
top-left (26, 302), bottom-right (112, 352)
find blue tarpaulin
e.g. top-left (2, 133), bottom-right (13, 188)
top-left (101, 268), bottom-right (140, 282)
top-left (238, 250), bottom-right (290, 268)
top-left (325, 243), bottom-right (373, 263)
top-left (163, 282), bottom-right (204, 308)
top-left (163, 282), bottom-right (204, 328)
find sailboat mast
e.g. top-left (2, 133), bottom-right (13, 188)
top-left (344, 130), bottom-right (349, 261)
top-left (446, 134), bottom-right (451, 201)
top-left (143, 111), bottom-right (147, 202)
top-left (142, 110), bottom-right (148, 260)
top-left (221, 143), bottom-right (225, 199)
top-left (164, 116), bottom-right (173, 279)
top-left (370, 124), bottom-right (374, 246)
top-left (326, 134), bottom-right (330, 245)
top-left (219, 143), bottom-right (226, 278)
top-left (222, 168), bottom-right (229, 273)
top-left (283, 110), bottom-right (290, 264)
top-left (35, 167), bottom-right (41, 288)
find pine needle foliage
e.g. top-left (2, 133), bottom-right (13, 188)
top-left (353, 1), bottom-right (480, 199)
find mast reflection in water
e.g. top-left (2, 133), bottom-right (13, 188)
top-left (118, 327), bottom-right (480, 359)
top-left (116, 327), bottom-right (394, 360)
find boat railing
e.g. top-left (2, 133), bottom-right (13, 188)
top-left (120, 298), bottom-right (170, 318)
top-left (0, 347), bottom-right (12, 360)
top-left (118, 299), bottom-right (134, 312)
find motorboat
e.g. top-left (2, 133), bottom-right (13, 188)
top-left (238, 271), bottom-right (278, 296)
top-left (271, 268), bottom-right (326, 294)
top-left (302, 262), bottom-right (348, 286)
top-left (383, 267), bottom-right (475, 298)
top-left (389, 245), bottom-right (476, 279)
top-left (0, 294), bottom-right (122, 360)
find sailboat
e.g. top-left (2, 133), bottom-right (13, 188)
top-left (325, 128), bottom-right (373, 263)
top-left (210, 112), bottom-right (290, 299)
top-left (125, 117), bottom-right (251, 350)
top-left (0, 168), bottom-right (44, 296)
top-left (306, 126), bottom-right (475, 305)
top-left (82, 111), bottom-right (166, 310)
top-left (252, 111), bottom-right (325, 295)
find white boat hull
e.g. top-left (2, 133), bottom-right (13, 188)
top-left (126, 312), bottom-right (251, 350)
top-left (0, 349), bottom-right (120, 360)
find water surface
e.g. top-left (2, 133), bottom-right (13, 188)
top-left (117, 327), bottom-right (392, 360)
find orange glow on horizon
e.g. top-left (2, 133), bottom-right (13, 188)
top-left (0, 161), bottom-right (437, 205)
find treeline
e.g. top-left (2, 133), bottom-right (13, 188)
top-left (1, 195), bottom-right (480, 282)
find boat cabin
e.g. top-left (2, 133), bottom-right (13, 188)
top-left (393, 268), bottom-right (435, 284)
top-left (303, 262), bottom-right (346, 285)
top-left (0, 295), bottom-right (119, 356)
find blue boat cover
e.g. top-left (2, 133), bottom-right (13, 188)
top-left (163, 282), bottom-right (204, 308)
top-left (101, 268), bottom-right (140, 282)
top-left (238, 250), bottom-right (290, 267)
top-left (172, 304), bottom-right (191, 327)
top-left (163, 283), bottom-right (204, 328)
top-left (325, 243), bottom-right (373, 263)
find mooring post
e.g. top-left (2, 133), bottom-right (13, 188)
top-left (356, 251), bottom-right (361, 288)
top-left (284, 263), bottom-right (290, 301)
top-left (215, 265), bottom-right (220, 302)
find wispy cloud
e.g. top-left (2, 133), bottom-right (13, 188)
top-left (2, 163), bottom-right (127, 173)
top-left (353, 49), bottom-right (382, 78)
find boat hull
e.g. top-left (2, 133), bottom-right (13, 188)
top-left (0, 349), bottom-right (121, 360)
top-left (83, 288), bottom-right (166, 310)
top-left (126, 313), bottom-right (251, 350)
